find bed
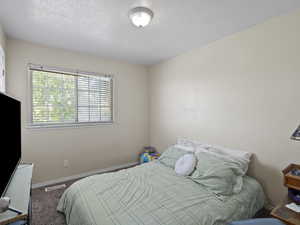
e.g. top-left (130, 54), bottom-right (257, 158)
top-left (57, 160), bottom-right (265, 225)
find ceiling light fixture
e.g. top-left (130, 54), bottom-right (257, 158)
top-left (129, 7), bottom-right (154, 28)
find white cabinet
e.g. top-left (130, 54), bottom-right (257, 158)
top-left (0, 164), bottom-right (34, 224)
top-left (0, 45), bottom-right (5, 93)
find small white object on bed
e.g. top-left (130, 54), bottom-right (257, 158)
top-left (174, 154), bottom-right (196, 176)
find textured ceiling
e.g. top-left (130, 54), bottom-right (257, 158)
top-left (0, 0), bottom-right (300, 65)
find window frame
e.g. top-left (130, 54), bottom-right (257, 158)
top-left (27, 64), bottom-right (114, 128)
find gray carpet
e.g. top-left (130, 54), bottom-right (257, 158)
top-left (31, 178), bottom-right (270, 225)
top-left (31, 180), bottom-right (77, 225)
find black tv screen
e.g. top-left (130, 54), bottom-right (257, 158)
top-left (0, 93), bottom-right (21, 197)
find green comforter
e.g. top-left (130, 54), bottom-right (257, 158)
top-left (57, 162), bottom-right (265, 225)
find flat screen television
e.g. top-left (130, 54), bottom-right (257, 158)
top-left (0, 93), bottom-right (21, 197)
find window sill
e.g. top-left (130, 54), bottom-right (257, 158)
top-left (26, 121), bottom-right (114, 129)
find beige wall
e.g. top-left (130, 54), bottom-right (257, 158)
top-left (6, 39), bottom-right (149, 183)
top-left (0, 24), bottom-right (5, 50)
top-left (149, 9), bottom-right (300, 205)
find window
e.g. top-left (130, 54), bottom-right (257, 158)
top-left (29, 64), bottom-right (113, 127)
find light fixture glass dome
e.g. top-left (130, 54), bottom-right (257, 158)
top-left (129, 7), bottom-right (154, 28)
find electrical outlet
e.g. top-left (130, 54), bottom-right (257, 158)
top-left (63, 160), bottom-right (69, 168)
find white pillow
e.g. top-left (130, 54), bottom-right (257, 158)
top-left (176, 138), bottom-right (204, 151)
top-left (173, 144), bottom-right (194, 152)
top-left (201, 144), bottom-right (252, 162)
top-left (174, 154), bottom-right (196, 176)
top-left (197, 145), bottom-right (251, 175)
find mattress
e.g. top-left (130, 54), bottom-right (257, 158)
top-left (57, 161), bottom-right (265, 225)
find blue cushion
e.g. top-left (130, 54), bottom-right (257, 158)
top-left (229, 218), bottom-right (285, 225)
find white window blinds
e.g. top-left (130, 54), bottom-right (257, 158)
top-left (29, 64), bottom-right (113, 126)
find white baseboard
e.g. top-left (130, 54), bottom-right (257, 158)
top-left (32, 162), bottom-right (139, 189)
